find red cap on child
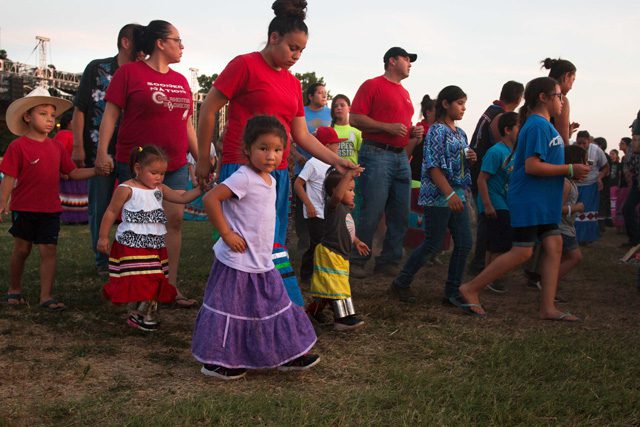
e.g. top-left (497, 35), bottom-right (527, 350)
top-left (315, 127), bottom-right (348, 146)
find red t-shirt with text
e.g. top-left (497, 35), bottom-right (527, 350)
top-left (106, 61), bottom-right (193, 171)
top-left (351, 76), bottom-right (414, 148)
top-left (0, 136), bottom-right (76, 212)
top-left (214, 52), bottom-right (305, 169)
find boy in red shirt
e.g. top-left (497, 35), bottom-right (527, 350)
top-left (0, 87), bottom-right (102, 311)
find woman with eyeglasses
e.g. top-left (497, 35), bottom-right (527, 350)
top-left (457, 77), bottom-right (589, 321)
top-left (95, 20), bottom-right (200, 309)
top-left (542, 57), bottom-right (578, 145)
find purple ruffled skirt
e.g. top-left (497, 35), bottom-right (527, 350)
top-left (191, 260), bottom-right (317, 369)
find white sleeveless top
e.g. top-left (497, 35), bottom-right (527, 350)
top-left (115, 184), bottom-right (168, 249)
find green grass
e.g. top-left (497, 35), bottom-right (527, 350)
top-left (1, 220), bottom-right (640, 426)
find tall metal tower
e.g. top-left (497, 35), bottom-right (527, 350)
top-left (189, 67), bottom-right (199, 92)
top-left (35, 35), bottom-right (51, 84)
top-left (189, 67), bottom-right (200, 128)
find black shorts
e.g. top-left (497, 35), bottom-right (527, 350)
top-left (512, 223), bottom-right (560, 247)
top-left (9, 211), bottom-right (61, 245)
top-left (483, 210), bottom-right (513, 253)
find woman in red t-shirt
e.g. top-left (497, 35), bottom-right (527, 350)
top-left (194, 0), bottom-right (356, 307)
top-left (96, 20), bottom-right (199, 308)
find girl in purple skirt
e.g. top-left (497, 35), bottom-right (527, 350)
top-left (192, 115), bottom-right (319, 380)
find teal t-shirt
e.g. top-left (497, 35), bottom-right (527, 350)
top-left (476, 141), bottom-right (514, 213)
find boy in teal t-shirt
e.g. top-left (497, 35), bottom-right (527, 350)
top-left (476, 112), bottom-right (518, 292)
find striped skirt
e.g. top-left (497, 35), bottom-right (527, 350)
top-left (310, 244), bottom-right (351, 300)
top-left (103, 241), bottom-right (176, 304)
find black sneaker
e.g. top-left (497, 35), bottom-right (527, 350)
top-left (334, 315), bottom-right (365, 331)
top-left (373, 263), bottom-right (400, 277)
top-left (277, 354), bottom-right (320, 371)
top-left (388, 282), bottom-right (416, 304)
top-left (126, 314), bottom-right (158, 332)
top-left (201, 364), bottom-right (247, 380)
top-left (97, 264), bottom-right (109, 277)
top-left (308, 310), bottom-right (333, 326)
top-left (487, 281), bottom-right (507, 294)
top-left (441, 297), bottom-right (455, 306)
top-left (350, 264), bottom-right (367, 279)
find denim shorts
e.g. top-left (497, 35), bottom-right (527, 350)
top-left (562, 234), bottom-right (579, 253)
top-left (116, 162), bottom-right (189, 191)
top-left (10, 211), bottom-right (61, 245)
top-left (163, 165), bottom-right (189, 191)
top-left (512, 223), bottom-right (560, 247)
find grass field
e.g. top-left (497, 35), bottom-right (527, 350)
top-left (1, 220), bottom-right (640, 426)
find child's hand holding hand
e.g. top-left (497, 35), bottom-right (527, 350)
top-left (355, 239), bottom-right (370, 256)
top-left (574, 202), bottom-right (585, 213)
top-left (222, 231), bottom-right (247, 253)
top-left (335, 159), bottom-right (363, 177)
top-left (97, 237), bottom-right (110, 254)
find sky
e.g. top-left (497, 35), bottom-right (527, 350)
top-left (2, 0), bottom-right (639, 149)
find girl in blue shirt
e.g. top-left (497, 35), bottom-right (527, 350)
top-left (458, 77), bottom-right (589, 320)
top-left (390, 86), bottom-right (477, 305)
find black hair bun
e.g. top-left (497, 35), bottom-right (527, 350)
top-left (542, 57), bottom-right (557, 70)
top-left (272, 0), bottom-right (307, 20)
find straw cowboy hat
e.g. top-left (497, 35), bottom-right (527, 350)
top-left (5, 86), bottom-right (72, 136)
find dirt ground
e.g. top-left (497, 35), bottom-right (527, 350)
top-left (1, 223), bottom-right (639, 425)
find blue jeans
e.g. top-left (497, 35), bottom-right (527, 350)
top-left (394, 205), bottom-right (473, 299)
top-left (351, 141), bottom-right (411, 267)
top-left (88, 174), bottom-right (116, 267)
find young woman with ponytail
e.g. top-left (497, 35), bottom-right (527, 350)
top-left (542, 57), bottom-right (578, 145)
top-left (195, 0), bottom-right (357, 307)
top-left (457, 77), bottom-right (589, 321)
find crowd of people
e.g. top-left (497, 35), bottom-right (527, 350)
top-left (1, 0), bottom-right (639, 381)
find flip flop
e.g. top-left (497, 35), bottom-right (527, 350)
top-left (546, 312), bottom-right (580, 322)
top-left (173, 296), bottom-right (198, 309)
top-left (448, 295), bottom-right (487, 318)
top-left (5, 293), bottom-right (26, 306)
top-left (39, 299), bottom-right (66, 312)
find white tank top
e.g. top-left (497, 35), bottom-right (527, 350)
top-left (115, 184), bottom-right (167, 249)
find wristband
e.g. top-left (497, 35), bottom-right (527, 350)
top-left (566, 204), bottom-right (572, 218)
top-left (445, 191), bottom-right (456, 201)
top-left (568, 164), bottom-right (574, 178)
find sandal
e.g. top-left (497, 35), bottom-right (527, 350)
top-left (448, 295), bottom-right (487, 318)
top-left (5, 293), bottom-right (26, 306)
top-left (173, 296), bottom-right (198, 309)
top-left (39, 299), bottom-right (66, 312)
top-left (544, 312), bottom-right (580, 322)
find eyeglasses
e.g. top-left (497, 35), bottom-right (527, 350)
top-left (548, 92), bottom-right (563, 100)
top-left (164, 37), bottom-right (183, 45)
